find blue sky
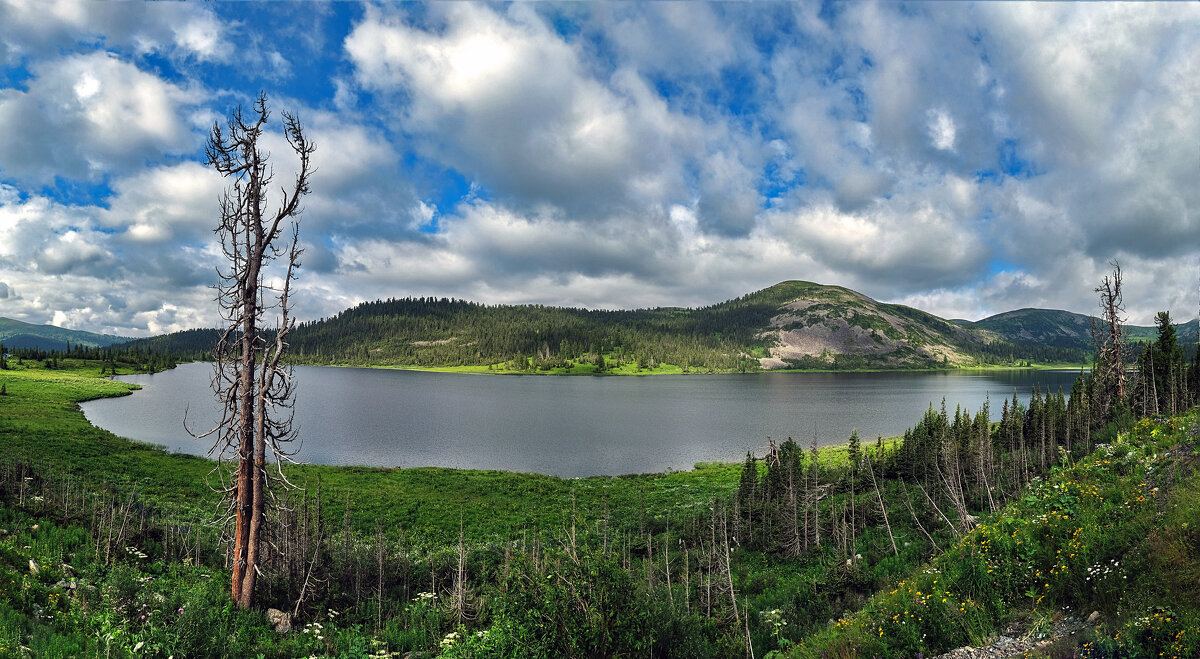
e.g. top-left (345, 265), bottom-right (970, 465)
top-left (1, 1), bottom-right (1198, 336)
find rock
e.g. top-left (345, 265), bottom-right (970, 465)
top-left (1086, 610), bottom-right (1100, 625)
top-left (266, 608), bottom-right (292, 633)
top-left (28, 559), bottom-right (39, 575)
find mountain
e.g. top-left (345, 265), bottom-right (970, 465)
top-left (114, 281), bottom-right (1196, 371)
top-left (749, 281), bottom-right (1004, 369)
top-left (957, 308), bottom-right (1199, 354)
top-left (273, 280), bottom-right (1088, 371)
top-left (0, 317), bottom-right (129, 351)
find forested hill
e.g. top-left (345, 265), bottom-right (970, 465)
top-left (277, 280), bottom-right (1090, 371)
top-left (105, 281), bottom-right (1200, 371)
top-left (0, 317), bottom-right (128, 350)
top-left (957, 307), bottom-right (1199, 353)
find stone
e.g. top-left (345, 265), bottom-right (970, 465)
top-left (1086, 610), bottom-right (1100, 625)
top-left (266, 608), bottom-right (292, 633)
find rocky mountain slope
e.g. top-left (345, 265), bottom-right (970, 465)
top-left (752, 282), bottom-right (998, 369)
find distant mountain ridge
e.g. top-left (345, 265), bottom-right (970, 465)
top-left (956, 307), bottom-right (1199, 353)
top-left (34, 280), bottom-right (1200, 371)
top-left (0, 317), bottom-right (129, 351)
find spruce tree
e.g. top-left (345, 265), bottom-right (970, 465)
top-left (847, 429), bottom-right (861, 482)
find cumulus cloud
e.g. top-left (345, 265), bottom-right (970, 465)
top-left (927, 108), bottom-right (957, 152)
top-left (0, 52), bottom-right (199, 183)
top-left (99, 162), bottom-right (224, 244)
top-left (0, 174), bottom-right (218, 334)
top-left (344, 4), bottom-right (699, 220)
top-left (0, 0), bottom-right (230, 63)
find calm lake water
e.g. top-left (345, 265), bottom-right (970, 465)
top-left (81, 363), bottom-right (1082, 477)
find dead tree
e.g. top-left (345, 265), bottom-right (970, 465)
top-left (195, 92), bottom-right (314, 609)
top-left (1091, 261), bottom-right (1126, 421)
top-left (864, 452), bottom-right (898, 556)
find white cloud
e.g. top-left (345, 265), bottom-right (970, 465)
top-left (0, 52), bottom-right (199, 183)
top-left (100, 162), bottom-right (224, 244)
top-left (0, 0), bottom-right (231, 63)
top-left (345, 4), bottom-right (698, 220)
top-left (927, 108), bottom-right (957, 152)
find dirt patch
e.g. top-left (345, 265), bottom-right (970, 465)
top-left (411, 337), bottom-right (456, 346)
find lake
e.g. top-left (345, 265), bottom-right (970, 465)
top-left (81, 363), bottom-right (1083, 478)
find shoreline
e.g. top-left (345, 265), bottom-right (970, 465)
top-left (292, 360), bottom-right (1091, 377)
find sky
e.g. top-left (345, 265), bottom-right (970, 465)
top-left (1, 1), bottom-right (1199, 337)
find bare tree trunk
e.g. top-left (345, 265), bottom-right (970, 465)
top-left (865, 454), bottom-right (898, 556)
top-left (452, 518), bottom-right (471, 626)
top-left (1092, 261), bottom-right (1127, 417)
top-left (375, 524), bottom-right (385, 631)
top-left (901, 481), bottom-right (942, 554)
top-left (683, 543), bottom-right (691, 613)
top-left (916, 479), bottom-right (959, 537)
top-left (719, 508), bottom-right (740, 631)
top-left (664, 518), bottom-right (674, 612)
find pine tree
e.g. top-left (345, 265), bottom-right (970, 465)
top-left (736, 452), bottom-right (758, 547)
top-left (1153, 311), bottom-right (1183, 414)
top-left (847, 429), bottom-right (861, 482)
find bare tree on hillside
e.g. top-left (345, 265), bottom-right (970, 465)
top-left (1090, 261), bottom-right (1126, 422)
top-left (193, 92), bottom-right (314, 609)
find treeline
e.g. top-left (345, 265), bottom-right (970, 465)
top-left (0, 341), bottom-right (178, 374)
top-left (285, 295), bottom-right (777, 372)
top-left (113, 328), bottom-right (221, 361)
top-left (1130, 311), bottom-right (1194, 417)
